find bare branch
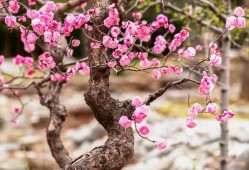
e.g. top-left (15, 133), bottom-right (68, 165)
top-left (163, 1), bottom-right (223, 34)
top-left (144, 78), bottom-right (200, 105)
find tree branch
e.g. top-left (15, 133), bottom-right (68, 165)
top-left (145, 78), bottom-right (200, 105)
top-left (163, 1), bottom-right (223, 34)
top-left (41, 82), bottom-right (72, 168)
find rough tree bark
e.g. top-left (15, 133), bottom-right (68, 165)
top-left (41, 84), bottom-right (73, 167)
top-left (220, 0), bottom-right (231, 170)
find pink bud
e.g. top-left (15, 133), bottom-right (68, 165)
top-left (138, 125), bottom-right (150, 135)
top-left (71, 39), bottom-right (80, 47)
top-left (157, 140), bottom-right (168, 150)
top-left (186, 117), bottom-right (197, 128)
top-left (119, 116), bottom-right (132, 128)
top-left (132, 96), bottom-right (143, 107)
top-left (206, 103), bottom-right (218, 114)
top-left (13, 106), bottom-right (21, 114)
top-left (234, 7), bottom-right (244, 17)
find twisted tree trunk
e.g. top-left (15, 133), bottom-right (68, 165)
top-left (64, 1), bottom-right (135, 169)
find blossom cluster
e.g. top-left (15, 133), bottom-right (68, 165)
top-left (51, 62), bottom-right (90, 81)
top-left (4, 1), bottom-right (94, 54)
top-left (13, 55), bottom-right (35, 76)
top-left (119, 96), bottom-right (168, 150)
top-left (226, 7), bottom-right (246, 30)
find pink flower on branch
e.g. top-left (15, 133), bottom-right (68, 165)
top-left (132, 96), bottom-right (143, 107)
top-left (157, 140), bottom-right (168, 150)
top-left (8, 0), bottom-right (20, 14)
top-left (119, 116), bottom-right (132, 128)
top-left (138, 125), bottom-right (150, 135)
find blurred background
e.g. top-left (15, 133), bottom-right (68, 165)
top-left (0, 0), bottom-right (249, 170)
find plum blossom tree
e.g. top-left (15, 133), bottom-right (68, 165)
top-left (0, 0), bottom-right (245, 169)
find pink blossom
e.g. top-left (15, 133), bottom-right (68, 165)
top-left (210, 74), bottom-right (218, 83)
top-left (132, 12), bottom-right (142, 20)
top-left (87, 7), bottom-right (100, 16)
top-left (81, 2), bottom-right (87, 8)
top-left (0, 55), bottom-right (5, 65)
top-left (119, 116), bottom-right (132, 128)
top-left (186, 117), bottom-right (197, 128)
top-left (157, 140), bottom-right (168, 150)
top-left (150, 21), bottom-right (160, 31)
top-left (38, 52), bottom-right (56, 70)
top-left (67, 49), bottom-right (74, 57)
top-left (26, 10), bottom-right (39, 19)
top-left (132, 96), bottom-right (142, 107)
top-left (138, 52), bottom-right (148, 60)
top-left (209, 43), bottom-right (218, 51)
top-left (26, 68), bottom-right (35, 76)
top-left (78, 62), bottom-right (90, 75)
top-left (195, 45), bottom-right (203, 51)
top-left (188, 108), bottom-right (198, 118)
top-left (120, 55), bottom-right (130, 66)
top-left (156, 14), bottom-right (168, 28)
top-left (151, 69), bottom-right (161, 80)
top-left (133, 105), bottom-right (150, 123)
top-left (18, 16), bottom-right (26, 23)
top-left (184, 47), bottom-right (196, 60)
top-left (140, 59), bottom-right (150, 69)
top-left (5, 16), bottom-right (16, 28)
top-left (112, 49), bottom-right (122, 59)
top-left (169, 24), bottom-right (176, 33)
top-left (161, 67), bottom-right (173, 75)
top-left (235, 17), bottom-right (246, 28)
top-left (234, 7), bottom-right (244, 17)
top-left (51, 73), bottom-right (68, 81)
top-left (90, 42), bottom-right (101, 49)
top-left (138, 125), bottom-right (150, 135)
top-left (44, 31), bottom-right (52, 42)
top-left (67, 67), bottom-right (77, 79)
top-left (178, 48), bottom-right (185, 56)
top-left (153, 45), bottom-right (164, 54)
top-left (28, 0), bottom-right (36, 6)
top-left (128, 52), bottom-right (137, 60)
top-left (104, 7), bottom-right (120, 28)
top-left (206, 103), bottom-right (218, 114)
top-left (26, 33), bottom-right (37, 44)
top-left (13, 106), bottom-right (21, 114)
top-left (216, 110), bottom-right (235, 122)
top-left (13, 55), bottom-right (25, 65)
top-left (102, 36), bottom-right (118, 49)
top-left (85, 24), bottom-right (93, 31)
top-left (24, 57), bottom-right (34, 67)
top-left (8, 0), bottom-right (20, 14)
top-left (42, 1), bottom-right (56, 12)
top-left (192, 103), bottom-right (203, 113)
top-left (72, 39), bottom-right (80, 47)
top-left (225, 16), bottom-right (246, 30)
top-left (199, 76), bottom-right (214, 95)
top-left (124, 36), bottom-right (134, 46)
top-left (107, 61), bottom-right (117, 68)
top-left (151, 58), bottom-right (160, 67)
top-left (111, 26), bottom-right (120, 38)
top-left (188, 103), bottom-right (202, 117)
top-left (210, 54), bottom-right (222, 66)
